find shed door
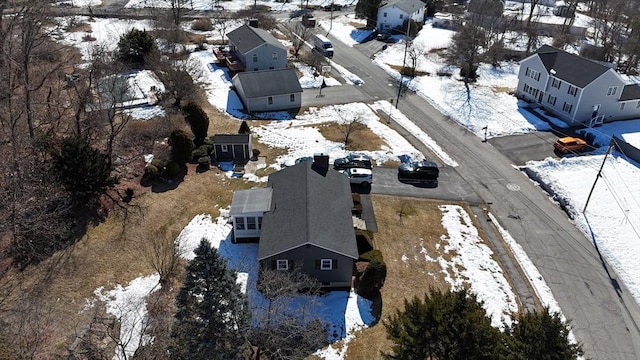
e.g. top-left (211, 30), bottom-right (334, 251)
top-left (233, 144), bottom-right (245, 159)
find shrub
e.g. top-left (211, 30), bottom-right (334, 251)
top-left (198, 156), bottom-right (211, 168)
top-left (238, 120), bottom-right (251, 134)
top-left (359, 249), bottom-right (383, 263)
top-left (191, 147), bottom-right (208, 162)
top-left (182, 102), bottom-right (210, 145)
top-left (356, 258), bottom-right (387, 297)
top-left (145, 164), bottom-right (160, 178)
top-left (169, 129), bottom-right (195, 164)
top-left (252, 149), bottom-right (261, 158)
top-left (165, 161), bottom-right (181, 178)
top-left (192, 18), bottom-right (213, 31)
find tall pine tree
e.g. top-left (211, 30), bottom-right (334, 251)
top-left (170, 239), bottom-right (250, 360)
top-left (509, 308), bottom-right (583, 360)
top-left (383, 287), bottom-right (506, 360)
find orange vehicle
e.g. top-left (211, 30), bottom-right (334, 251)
top-left (553, 136), bottom-right (587, 153)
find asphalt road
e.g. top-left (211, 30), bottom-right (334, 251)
top-left (327, 34), bottom-right (640, 359)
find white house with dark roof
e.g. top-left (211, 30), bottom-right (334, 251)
top-left (517, 45), bottom-right (640, 126)
top-left (232, 68), bottom-right (302, 112)
top-left (377, 0), bottom-right (425, 34)
top-left (229, 154), bottom-right (359, 288)
top-left (225, 24), bottom-right (287, 72)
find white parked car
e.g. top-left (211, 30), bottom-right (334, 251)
top-left (342, 167), bottom-right (372, 186)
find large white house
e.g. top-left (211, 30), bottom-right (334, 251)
top-left (377, 0), bottom-right (425, 34)
top-left (516, 45), bottom-right (640, 126)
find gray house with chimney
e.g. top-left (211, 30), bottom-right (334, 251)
top-left (229, 154), bottom-right (358, 288)
top-left (516, 45), bottom-right (640, 126)
top-left (226, 24), bottom-right (287, 72)
top-left (232, 69), bottom-right (302, 112)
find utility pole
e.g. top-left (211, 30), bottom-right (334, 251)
top-left (329, 0), bottom-right (334, 34)
top-left (583, 140), bottom-right (615, 214)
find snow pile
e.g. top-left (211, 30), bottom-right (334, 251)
top-left (295, 62), bottom-right (342, 88)
top-left (438, 205), bottom-right (518, 329)
top-left (94, 274), bottom-right (161, 360)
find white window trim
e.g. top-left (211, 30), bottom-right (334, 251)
top-left (221, 144), bottom-right (228, 152)
top-left (277, 259), bottom-right (288, 271)
top-left (607, 86), bottom-right (618, 96)
top-left (320, 258), bottom-right (332, 270)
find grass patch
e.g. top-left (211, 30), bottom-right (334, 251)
top-left (345, 195), bottom-right (468, 359)
top-left (493, 86), bottom-right (515, 95)
top-left (316, 122), bottom-right (385, 152)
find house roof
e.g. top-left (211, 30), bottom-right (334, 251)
top-left (233, 69), bottom-right (302, 98)
top-left (534, 45), bottom-right (611, 88)
top-left (230, 188), bottom-right (273, 216)
top-left (227, 24), bottom-right (286, 54)
top-left (380, 0), bottom-right (425, 14)
top-left (257, 161), bottom-right (358, 260)
top-left (620, 84), bottom-right (640, 101)
top-left (213, 133), bottom-right (250, 144)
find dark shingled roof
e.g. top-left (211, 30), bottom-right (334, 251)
top-left (620, 84), bottom-right (640, 101)
top-left (227, 24), bottom-right (286, 54)
top-left (381, 0), bottom-right (425, 14)
top-left (257, 161), bottom-right (358, 260)
top-left (535, 45), bottom-right (610, 88)
top-left (234, 69), bottom-right (302, 98)
top-left (213, 133), bottom-right (250, 144)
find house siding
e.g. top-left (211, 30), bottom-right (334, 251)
top-left (517, 48), bottom-right (640, 126)
top-left (262, 245), bottom-right (355, 288)
top-left (244, 44), bottom-right (287, 71)
top-left (377, 5), bottom-right (424, 33)
top-left (245, 93), bottom-right (301, 112)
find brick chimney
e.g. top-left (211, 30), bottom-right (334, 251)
top-left (312, 153), bottom-right (330, 176)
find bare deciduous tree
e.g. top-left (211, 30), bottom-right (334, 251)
top-left (337, 110), bottom-right (366, 149)
top-left (282, 21), bottom-right (314, 58)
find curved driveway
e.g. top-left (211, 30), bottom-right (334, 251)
top-left (327, 33), bottom-right (640, 359)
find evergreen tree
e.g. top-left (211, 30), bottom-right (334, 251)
top-left (168, 129), bottom-right (194, 164)
top-left (170, 239), bottom-right (250, 360)
top-left (182, 102), bottom-right (209, 145)
top-left (238, 120), bottom-right (251, 134)
top-left (51, 136), bottom-right (118, 206)
top-left (383, 287), bottom-right (507, 360)
top-left (509, 308), bottom-right (583, 360)
top-left (117, 28), bottom-right (156, 65)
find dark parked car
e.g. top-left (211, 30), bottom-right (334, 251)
top-left (333, 154), bottom-right (373, 170)
top-left (398, 161), bottom-right (439, 185)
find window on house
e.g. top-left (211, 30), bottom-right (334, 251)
top-left (620, 103), bottom-right (626, 110)
top-left (320, 259), bottom-right (333, 270)
top-left (247, 217), bottom-right (256, 230)
top-left (277, 259), bottom-right (288, 271)
top-left (272, 52), bottom-right (278, 60)
top-left (547, 94), bottom-right (557, 106)
top-left (607, 86), bottom-right (618, 96)
top-left (399, 14), bottom-right (403, 19)
top-left (268, 96), bottom-right (273, 105)
top-left (221, 144), bottom-right (228, 152)
top-left (525, 68), bottom-right (540, 81)
top-left (567, 85), bottom-right (577, 96)
top-left (253, 54), bottom-right (258, 63)
top-left (258, 216), bottom-right (263, 229)
top-left (290, 94), bottom-right (295, 102)
top-left (383, 12), bottom-right (387, 17)
top-left (637, 101), bottom-right (640, 108)
top-left (551, 78), bottom-right (561, 89)
top-left (235, 217), bottom-right (245, 230)
top-left (563, 102), bottom-right (573, 113)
